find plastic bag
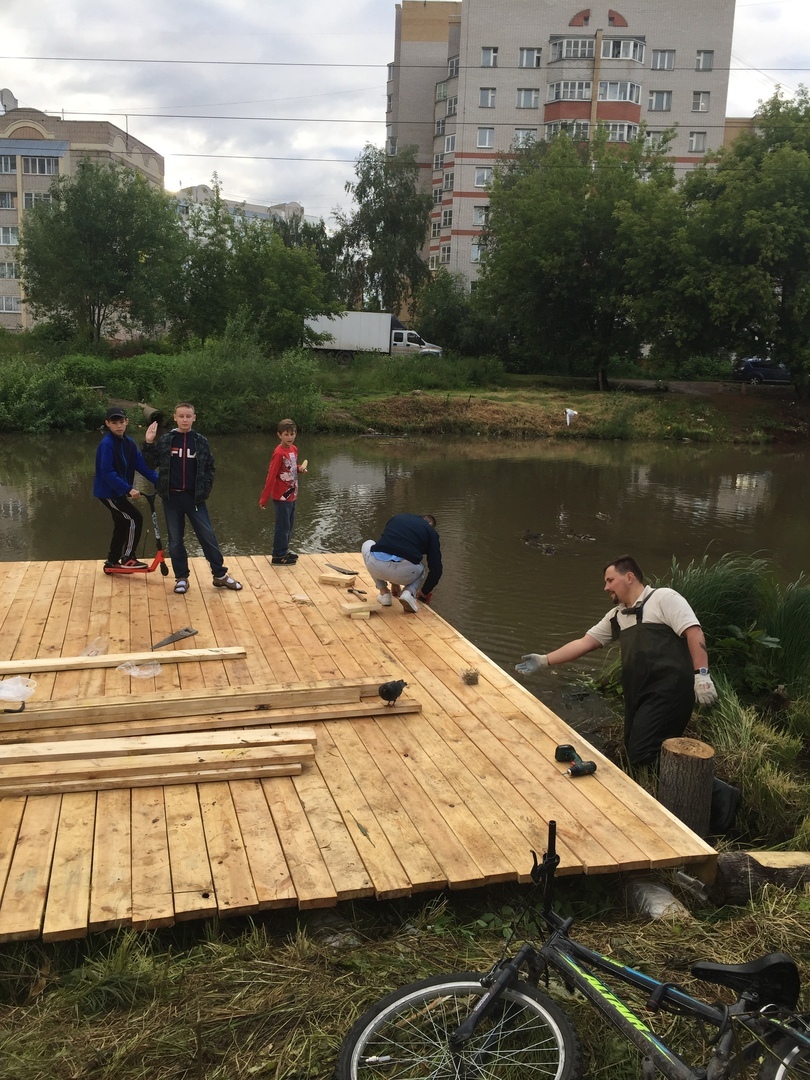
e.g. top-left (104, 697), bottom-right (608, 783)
top-left (116, 661), bottom-right (162, 679)
top-left (627, 880), bottom-right (692, 921)
top-left (0, 676), bottom-right (37, 701)
top-left (80, 637), bottom-right (108, 657)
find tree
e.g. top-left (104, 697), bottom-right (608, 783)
top-left (174, 176), bottom-right (235, 344)
top-left (20, 160), bottom-right (187, 343)
top-left (479, 131), bottom-right (674, 383)
top-left (335, 144), bottom-right (432, 314)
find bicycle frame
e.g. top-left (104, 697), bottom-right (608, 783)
top-left (451, 820), bottom-right (810, 1080)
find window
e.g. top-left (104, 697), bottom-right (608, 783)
top-left (443, 170), bottom-right (454, 191)
top-left (519, 47), bottom-right (542, 68)
top-left (516, 88), bottom-right (540, 109)
top-left (24, 192), bottom-right (53, 209)
top-left (431, 221), bottom-right (441, 239)
top-left (435, 117), bottom-right (446, 137)
top-left (601, 38), bottom-right (645, 63)
top-left (689, 131), bottom-right (707, 153)
top-left (470, 242), bottom-right (485, 263)
top-left (436, 82), bottom-right (447, 102)
top-left (447, 96), bottom-right (458, 116)
top-left (645, 129), bottom-right (665, 148)
top-left (448, 55), bottom-right (459, 77)
top-left (0, 262), bottom-right (19, 278)
top-left (386, 136), bottom-right (398, 156)
top-left (0, 156), bottom-right (16, 174)
top-left (692, 91), bottom-right (710, 112)
top-left (388, 63), bottom-right (395, 81)
top-left (648, 90), bottom-right (672, 112)
top-left (473, 205), bottom-right (489, 226)
top-left (442, 208), bottom-right (453, 228)
top-left (550, 38), bottom-right (594, 62)
top-left (514, 128), bottom-right (537, 147)
top-left (0, 227), bottom-right (19, 245)
top-left (445, 133), bottom-right (456, 153)
top-left (477, 127), bottom-right (495, 148)
top-left (0, 192), bottom-right (14, 209)
top-left (474, 167), bottom-right (493, 187)
top-left (601, 122), bottom-right (639, 142)
top-left (651, 49), bottom-right (675, 70)
top-left (428, 255), bottom-right (438, 270)
top-left (481, 47), bottom-right (498, 67)
top-left (0, 296), bottom-right (22, 313)
top-left (598, 81), bottom-right (641, 103)
top-left (387, 94), bottom-right (392, 113)
top-left (22, 157), bottom-right (59, 175)
top-left (480, 87), bottom-right (496, 108)
top-left (440, 244), bottom-right (451, 264)
top-left (696, 50), bottom-right (714, 72)
top-left (548, 81), bottom-right (592, 101)
top-left (433, 153), bottom-right (444, 170)
top-left (546, 120), bottom-right (590, 141)
top-left (433, 187), bottom-right (443, 205)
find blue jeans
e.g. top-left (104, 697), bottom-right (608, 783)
top-left (162, 492), bottom-right (227, 580)
top-left (272, 499), bottom-right (296, 557)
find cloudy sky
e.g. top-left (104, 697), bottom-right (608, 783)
top-left (2, 0), bottom-right (809, 225)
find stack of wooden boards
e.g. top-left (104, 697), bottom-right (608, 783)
top-left (0, 648), bottom-right (421, 798)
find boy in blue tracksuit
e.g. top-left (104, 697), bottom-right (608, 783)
top-left (94, 406), bottom-right (159, 570)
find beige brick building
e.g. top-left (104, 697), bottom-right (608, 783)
top-left (387, 0), bottom-right (736, 289)
top-left (0, 90), bottom-right (164, 330)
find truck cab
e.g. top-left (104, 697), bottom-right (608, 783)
top-left (391, 329), bottom-right (442, 358)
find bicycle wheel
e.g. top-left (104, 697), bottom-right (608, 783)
top-left (759, 1026), bottom-right (810, 1079)
top-left (334, 971), bottom-right (583, 1079)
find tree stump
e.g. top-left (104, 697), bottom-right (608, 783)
top-left (657, 738), bottom-right (715, 838)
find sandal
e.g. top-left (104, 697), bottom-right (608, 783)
top-left (213, 574), bottom-right (242, 591)
top-left (174, 579), bottom-right (189, 594)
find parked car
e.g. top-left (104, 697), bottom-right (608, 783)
top-left (731, 357), bottom-right (792, 385)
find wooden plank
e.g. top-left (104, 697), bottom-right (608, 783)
top-left (263, 777), bottom-right (338, 908)
top-left (0, 745), bottom-right (315, 786)
top-left (130, 787), bottom-right (174, 929)
top-left (89, 789), bottom-right (132, 931)
top-left (10, 679), bottom-right (380, 729)
top-left (0, 647), bottom-right (247, 677)
top-left (0, 699), bottom-right (420, 744)
top-left (163, 785), bottom-right (217, 920)
top-left (199, 782), bottom-right (259, 915)
top-left (41, 791), bottom-right (97, 941)
top-left (0, 726), bottom-right (318, 764)
top-left (0, 796), bottom-right (26, 902)
top-left (0, 795), bottom-right (61, 941)
top-left (229, 781), bottom-right (297, 908)
top-left (0, 763), bottom-right (303, 798)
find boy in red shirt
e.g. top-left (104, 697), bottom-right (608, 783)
top-left (259, 419), bottom-right (307, 565)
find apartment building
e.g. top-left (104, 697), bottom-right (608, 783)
top-left (173, 184), bottom-right (314, 227)
top-left (0, 90), bottom-right (164, 331)
top-left (387, 0), bottom-right (736, 289)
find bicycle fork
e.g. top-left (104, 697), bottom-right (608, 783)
top-left (449, 943), bottom-right (537, 1050)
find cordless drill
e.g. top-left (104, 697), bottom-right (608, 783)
top-left (555, 744), bottom-right (597, 778)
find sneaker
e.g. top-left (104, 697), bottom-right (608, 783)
top-left (399, 590), bottom-right (419, 614)
top-left (103, 560), bottom-right (118, 574)
top-left (285, 551), bottom-right (299, 561)
top-left (271, 555), bottom-right (297, 565)
top-left (377, 592), bottom-right (393, 607)
top-left (120, 558), bottom-right (148, 569)
top-left (213, 574), bottom-right (243, 591)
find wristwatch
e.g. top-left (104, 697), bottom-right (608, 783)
top-left (694, 667), bottom-right (709, 675)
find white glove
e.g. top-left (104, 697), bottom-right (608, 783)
top-left (694, 672), bottom-right (717, 706)
top-left (516, 654), bottom-right (549, 674)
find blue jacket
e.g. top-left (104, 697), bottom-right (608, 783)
top-left (94, 431), bottom-right (158, 500)
top-left (372, 513), bottom-right (443, 594)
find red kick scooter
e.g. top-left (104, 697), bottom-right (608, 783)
top-left (103, 493), bottom-right (170, 577)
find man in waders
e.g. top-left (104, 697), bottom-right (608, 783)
top-left (515, 555), bottom-right (718, 765)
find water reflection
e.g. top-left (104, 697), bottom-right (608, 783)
top-left (0, 433), bottom-right (807, 681)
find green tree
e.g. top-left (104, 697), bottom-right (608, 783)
top-left (335, 144), bottom-right (432, 314)
top-left (479, 131), bottom-right (673, 383)
top-left (173, 176), bottom-right (235, 344)
top-left (19, 160), bottom-right (187, 344)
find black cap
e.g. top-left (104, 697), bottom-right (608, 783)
top-left (106, 406), bottom-right (127, 420)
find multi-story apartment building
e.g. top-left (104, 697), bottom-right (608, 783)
top-left (387, 1), bottom-right (736, 289)
top-left (173, 184), bottom-right (313, 227)
top-left (0, 90), bottom-right (164, 331)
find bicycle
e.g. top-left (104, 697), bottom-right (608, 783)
top-left (334, 820), bottom-right (810, 1079)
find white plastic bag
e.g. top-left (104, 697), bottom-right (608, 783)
top-left (0, 676), bottom-right (37, 702)
top-left (116, 661), bottom-right (162, 679)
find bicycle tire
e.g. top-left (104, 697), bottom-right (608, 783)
top-left (334, 970), bottom-right (583, 1079)
top-left (759, 1023), bottom-right (810, 1079)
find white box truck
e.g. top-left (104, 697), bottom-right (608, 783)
top-left (306, 312), bottom-right (442, 361)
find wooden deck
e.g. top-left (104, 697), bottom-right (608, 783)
top-left (0, 553), bottom-right (715, 941)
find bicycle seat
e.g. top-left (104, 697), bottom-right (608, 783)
top-left (690, 953), bottom-right (800, 1008)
